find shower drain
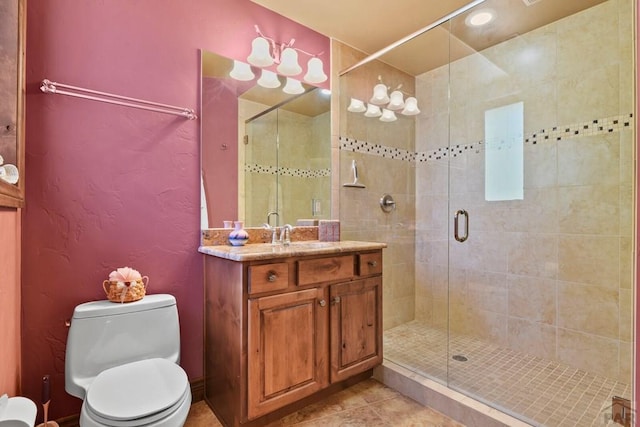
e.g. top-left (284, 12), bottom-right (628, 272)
top-left (452, 354), bottom-right (468, 362)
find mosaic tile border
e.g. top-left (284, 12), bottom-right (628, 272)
top-left (340, 113), bottom-right (634, 162)
top-left (244, 163), bottom-right (331, 178)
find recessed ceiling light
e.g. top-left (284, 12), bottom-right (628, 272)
top-left (465, 9), bottom-right (495, 27)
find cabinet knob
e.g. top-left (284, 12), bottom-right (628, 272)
top-left (267, 272), bottom-right (277, 282)
top-left (332, 296), bottom-right (341, 304)
top-left (368, 260), bottom-right (378, 267)
top-left (318, 299), bottom-right (326, 307)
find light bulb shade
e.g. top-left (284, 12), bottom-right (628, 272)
top-left (364, 103), bottom-right (382, 118)
top-left (257, 69), bottom-right (281, 88)
top-left (401, 97), bottom-right (421, 115)
top-left (229, 60), bottom-right (255, 81)
top-left (283, 77), bottom-right (305, 94)
top-left (369, 83), bottom-right (390, 105)
top-left (277, 48), bottom-right (302, 76)
top-left (303, 57), bottom-right (327, 84)
top-left (347, 98), bottom-right (366, 113)
top-left (247, 37), bottom-right (274, 67)
top-left (387, 90), bottom-right (405, 110)
top-left (380, 109), bottom-right (397, 122)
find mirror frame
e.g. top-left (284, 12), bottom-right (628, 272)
top-left (0, 0), bottom-right (26, 208)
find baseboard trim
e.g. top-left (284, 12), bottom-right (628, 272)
top-left (55, 377), bottom-right (205, 427)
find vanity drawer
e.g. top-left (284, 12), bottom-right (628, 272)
top-left (358, 252), bottom-right (382, 276)
top-left (249, 263), bottom-right (289, 294)
top-left (297, 255), bottom-right (355, 286)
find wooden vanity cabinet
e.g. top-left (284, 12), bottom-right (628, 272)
top-left (247, 286), bottom-right (329, 419)
top-left (204, 248), bottom-right (383, 427)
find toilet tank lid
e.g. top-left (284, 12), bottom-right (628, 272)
top-left (72, 294), bottom-right (176, 319)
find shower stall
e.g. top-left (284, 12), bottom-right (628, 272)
top-left (337, 0), bottom-right (635, 425)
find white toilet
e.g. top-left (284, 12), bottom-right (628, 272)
top-left (65, 294), bottom-right (191, 427)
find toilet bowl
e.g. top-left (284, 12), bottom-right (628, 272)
top-left (65, 295), bottom-right (191, 427)
top-left (79, 359), bottom-right (191, 427)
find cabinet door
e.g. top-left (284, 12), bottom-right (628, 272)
top-left (248, 288), bottom-right (329, 420)
top-left (330, 277), bottom-right (382, 382)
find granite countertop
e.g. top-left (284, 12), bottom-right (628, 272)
top-left (199, 240), bottom-right (387, 262)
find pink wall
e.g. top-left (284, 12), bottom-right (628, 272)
top-left (23, 0), bottom-right (329, 420)
top-left (0, 208), bottom-right (21, 396)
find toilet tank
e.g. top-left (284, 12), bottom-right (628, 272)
top-left (65, 294), bottom-right (181, 399)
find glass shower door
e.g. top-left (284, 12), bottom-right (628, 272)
top-left (445, 1), bottom-right (635, 425)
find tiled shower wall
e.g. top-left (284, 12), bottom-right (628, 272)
top-left (241, 99), bottom-right (331, 226)
top-left (334, 41), bottom-right (417, 330)
top-left (417, 0), bottom-right (634, 382)
top-left (338, 0), bottom-right (634, 383)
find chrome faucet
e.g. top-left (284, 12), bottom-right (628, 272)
top-left (280, 224), bottom-right (294, 246)
top-left (263, 223), bottom-right (279, 246)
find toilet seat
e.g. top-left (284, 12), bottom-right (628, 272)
top-left (84, 358), bottom-right (189, 426)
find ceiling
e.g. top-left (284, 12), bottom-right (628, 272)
top-left (250, 0), bottom-right (607, 75)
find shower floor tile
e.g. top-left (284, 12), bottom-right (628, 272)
top-left (384, 321), bottom-right (631, 427)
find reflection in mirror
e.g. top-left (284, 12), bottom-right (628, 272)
top-left (201, 50), bottom-right (331, 229)
top-left (0, 0), bottom-right (25, 207)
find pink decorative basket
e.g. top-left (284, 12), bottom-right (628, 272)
top-left (102, 276), bottom-right (149, 303)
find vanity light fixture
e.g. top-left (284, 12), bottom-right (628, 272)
top-left (257, 69), bottom-right (281, 88)
top-left (282, 77), bottom-right (305, 94)
top-left (348, 75), bottom-right (420, 121)
top-left (229, 60), bottom-right (255, 81)
top-left (235, 25), bottom-right (327, 86)
top-left (380, 109), bottom-right (397, 122)
top-left (347, 98), bottom-right (366, 113)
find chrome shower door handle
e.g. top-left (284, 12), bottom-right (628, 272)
top-left (454, 209), bottom-right (469, 242)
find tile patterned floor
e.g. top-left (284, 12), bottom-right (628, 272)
top-left (384, 321), bottom-right (632, 427)
top-left (184, 378), bottom-right (464, 427)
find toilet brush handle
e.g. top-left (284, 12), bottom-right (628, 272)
top-left (42, 375), bottom-right (51, 426)
top-left (42, 375), bottom-right (50, 405)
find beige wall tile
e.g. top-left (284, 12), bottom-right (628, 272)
top-left (557, 185), bottom-right (619, 235)
top-left (507, 318), bottom-right (556, 360)
top-left (507, 275), bottom-right (556, 325)
top-left (558, 235), bottom-right (619, 287)
top-left (618, 288), bottom-right (633, 341)
top-left (557, 328), bottom-right (619, 379)
top-left (557, 65), bottom-right (620, 125)
top-left (467, 271), bottom-right (507, 315)
top-left (508, 233), bottom-right (558, 279)
top-left (557, 134), bottom-right (620, 187)
top-left (556, 0), bottom-right (619, 81)
top-left (557, 281), bottom-right (619, 339)
top-left (619, 341), bottom-right (633, 382)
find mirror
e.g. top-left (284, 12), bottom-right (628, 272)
top-left (0, 0), bottom-right (26, 208)
top-left (201, 50), bottom-right (331, 229)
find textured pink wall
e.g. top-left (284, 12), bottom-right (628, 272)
top-left (24, 0), bottom-right (329, 420)
top-left (0, 208), bottom-right (21, 396)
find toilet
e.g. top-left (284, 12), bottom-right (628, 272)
top-left (65, 294), bottom-right (191, 427)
